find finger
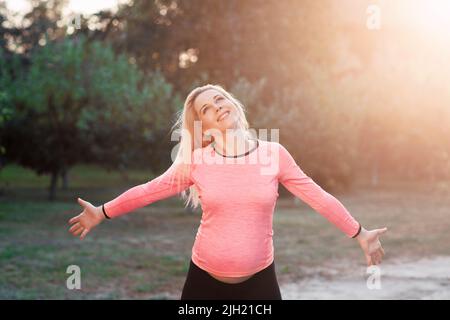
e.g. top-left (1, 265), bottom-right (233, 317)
top-left (80, 228), bottom-right (90, 240)
top-left (72, 226), bottom-right (84, 236)
top-left (69, 222), bottom-right (81, 233)
top-left (374, 254), bottom-right (381, 265)
top-left (371, 252), bottom-right (381, 265)
top-left (380, 246), bottom-right (385, 256)
top-left (77, 197), bottom-right (90, 208)
top-left (377, 254), bottom-right (383, 264)
top-left (370, 250), bottom-right (378, 263)
top-left (377, 248), bottom-right (385, 263)
top-left (373, 250), bottom-right (381, 261)
top-left (69, 214), bottom-right (81, 225)
top-left (72, 227), bottom-right (84, 236)
top-left (376, 227), bottom-right (388, 236)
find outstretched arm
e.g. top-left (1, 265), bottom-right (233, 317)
top-left (103, 161), bottom-right (194, 219)
top-left (276, 142), bottom-right (387, 265)
top-left (68, 160), bottom-right (194, 240)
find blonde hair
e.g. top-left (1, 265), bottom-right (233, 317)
top-left (169, 83), bottom-right (254, 210)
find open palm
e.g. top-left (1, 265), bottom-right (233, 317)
top-left (68, 198), bottom-right (105, 240)
top-left (356, 227), bottom-right (387, 266)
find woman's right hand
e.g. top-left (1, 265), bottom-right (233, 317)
top-left (68, 198), bottom-right (106, 240)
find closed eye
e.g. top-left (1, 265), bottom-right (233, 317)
top-left (202, 97), bottom-right (224, 114)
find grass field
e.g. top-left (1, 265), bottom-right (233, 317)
top-left (1, 164), bottom-right (449, 299)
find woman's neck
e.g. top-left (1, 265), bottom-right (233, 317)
top-left (212, 130), bottom-right (255, 157)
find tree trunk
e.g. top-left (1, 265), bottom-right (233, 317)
top-left (60, 167), bottom-right (69, 190)
top-left (48, 170), bottom-right (58, 201)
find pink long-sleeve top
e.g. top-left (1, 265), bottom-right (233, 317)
top-left (103, 139), bottom-right (361, 277)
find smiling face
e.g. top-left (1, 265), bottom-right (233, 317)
top-left (193, 89), bottom-right (238, 137)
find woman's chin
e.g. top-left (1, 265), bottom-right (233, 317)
top-left (217, 116), bottom-right (236, 129)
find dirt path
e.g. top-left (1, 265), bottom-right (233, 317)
top-left (157, 256), bottom-right (450, 300)
top-left (280, 256), bottom-right (450, 300)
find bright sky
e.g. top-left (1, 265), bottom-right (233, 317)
top-left (4, 0), bottom-right (122, 15)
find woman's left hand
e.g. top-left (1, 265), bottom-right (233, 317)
top-left (356, 226), bottom-right (387, 266)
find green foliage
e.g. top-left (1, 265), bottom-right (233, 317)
top-left (0, 49), bottom-right (13, 157)
top-left (2, 35), bottom-right (181, 199)
top-left (0, 49), bottom-right (12, 121)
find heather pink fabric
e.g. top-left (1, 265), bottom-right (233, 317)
top-left (104, 139), bottom-right (360, 277)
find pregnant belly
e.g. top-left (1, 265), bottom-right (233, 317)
top-left (193, 226), bottom-right (274, 282)
top-left (207, 272), bottom-right (255, 284)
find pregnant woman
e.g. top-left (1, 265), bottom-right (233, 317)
top-left (68, 84), bottom-right (387, 300)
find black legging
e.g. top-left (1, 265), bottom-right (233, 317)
top-left (181, 259), bottom-right (282, 300)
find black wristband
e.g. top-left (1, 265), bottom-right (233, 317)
top-left (351, 223), bottom-right (362, 238)
top-left (102, 204), bottom-right (111, 220)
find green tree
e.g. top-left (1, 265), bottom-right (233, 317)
top-left (0, 48), bottom-right (14, 161)
top-left (2, 35), bottom-right (180, 200)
